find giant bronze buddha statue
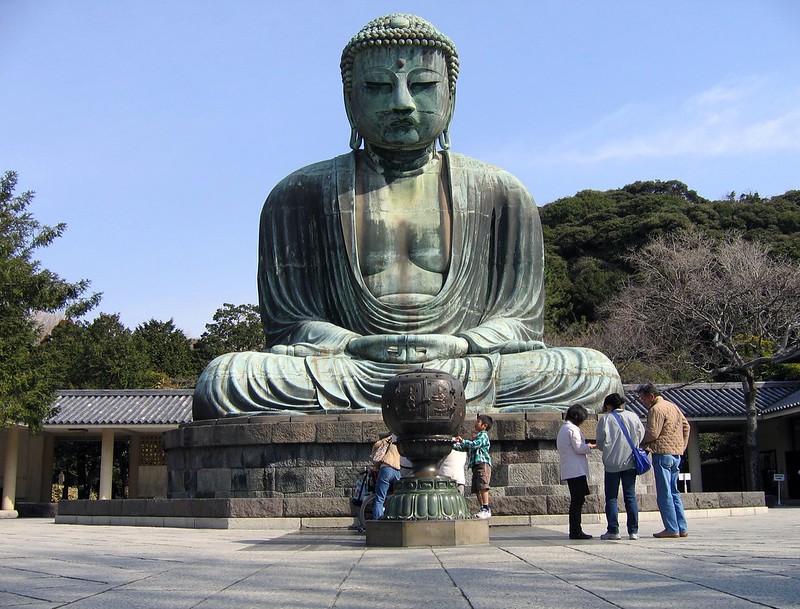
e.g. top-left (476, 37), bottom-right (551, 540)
top-left (193, 14), bottom-right (622, 418)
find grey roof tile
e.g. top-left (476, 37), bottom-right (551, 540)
top-left (622, 381), bottom-right (800, 418)
top-left (47, 390), bottom-right (193, 425)
top-left (761, 388), bottom-right (800, 414)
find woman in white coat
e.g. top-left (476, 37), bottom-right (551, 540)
top-left (557, 404), bottom-right (595, 540)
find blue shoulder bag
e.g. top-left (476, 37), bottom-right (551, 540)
top-left (611, 411), bottom-right (651, 475)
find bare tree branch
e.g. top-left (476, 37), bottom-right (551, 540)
top-left (597, 228), bottom-right (800, 490)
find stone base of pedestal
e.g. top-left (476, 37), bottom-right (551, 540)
top-left (365, 518), bottom-right (489, 547)
top-left (53, 500), bottom-right (769, 530)
top-left (0, 509), bottom-right (19, 519)
top-left (384, 476), bottom-right (471, 520)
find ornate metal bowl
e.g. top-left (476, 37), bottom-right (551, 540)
top-left (381, 369), bottom-right (466, 476)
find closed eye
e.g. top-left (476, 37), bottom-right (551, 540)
top-left (409, 81), bottom-right (438, 92)
top-left (365, 82), bottom-right (392, 92)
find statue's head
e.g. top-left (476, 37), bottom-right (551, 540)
top-left (340, 14), bottom-right (459, 151)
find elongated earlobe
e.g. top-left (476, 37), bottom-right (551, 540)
top-left (438, 129), bottom-right (450, 150)
top-left (438, 92), bottom-right (456, 150)
top-left (344, 90), bottom-right (362, 150)
top-left (349, 126), bottom-right (363, 150)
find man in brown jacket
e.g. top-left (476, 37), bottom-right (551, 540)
top-left (638, 383), bottom-right (691, 539)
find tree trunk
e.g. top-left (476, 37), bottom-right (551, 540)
top-left (741, 371), bottom-right (762, 491)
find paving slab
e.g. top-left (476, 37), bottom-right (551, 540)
top-left (1, 508), bottom-right (798, 608)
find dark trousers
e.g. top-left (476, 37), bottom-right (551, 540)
top-left (567, 476), bottom-right (589, 535)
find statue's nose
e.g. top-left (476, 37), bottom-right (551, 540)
top-left (391, 84), bottom-right (415, 113)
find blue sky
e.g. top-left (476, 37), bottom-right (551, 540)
top-left (3, 1), bottom-right (799, 338)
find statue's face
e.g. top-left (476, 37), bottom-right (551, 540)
top-left (349, 46), bottom-right (451, 150)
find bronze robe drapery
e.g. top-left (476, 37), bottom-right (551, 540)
top-left (259, 151), bottom-right (544, 349)
top-left (193, 151), bottom-right (621, 418)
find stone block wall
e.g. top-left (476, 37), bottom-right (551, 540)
top-left (163, 413), bottom-right (660, 517)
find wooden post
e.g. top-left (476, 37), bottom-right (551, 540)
top-left (687, 425), bottom-right (703, 492)
top-left (39, 434), bottom-right (55, 502)
top-left (128, 435), bottom-right (141, 499)
top-left (98, 429), bottom-right (115, 500)
top-left (1, 426), bottom-right (19, 515)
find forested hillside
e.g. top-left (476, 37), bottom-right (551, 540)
top-left (539, 180), bottom-right (800, 331)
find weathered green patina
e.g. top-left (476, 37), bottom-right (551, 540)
top-left (193, 14), bottom-right (622, 418)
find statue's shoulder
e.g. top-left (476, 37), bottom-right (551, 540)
top-left (264, 154), bottom-right (353, 210)
top-left (445, 151), bottom-right (533, 197)
top-left (446, 151), bottom-right (501, 172)
top-left (269, 156), bottom-right (344, 192)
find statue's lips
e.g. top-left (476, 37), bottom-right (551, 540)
top-left (389, 118), bottom-right (417, 128)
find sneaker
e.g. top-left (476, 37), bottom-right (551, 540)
top-left (679, 531), bottom-right (689, 537)
top-left (600, 532), bottom-right (621, 540)
top-left (569, 532), bottom-right (593, 540)
top-left (653, 530), bottom-right (680, 538)
top-left (474, 509), bottom-right (491, 520)
top-left (629, 533), bottom-right (639, 540)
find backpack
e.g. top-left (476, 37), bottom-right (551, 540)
top-left (369, 435), bottom-right (392, 465)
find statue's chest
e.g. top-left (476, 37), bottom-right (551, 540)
top-left (353, 166), bottom-right (452, 305)
top-left (355, 170), bottom-right (451, 276)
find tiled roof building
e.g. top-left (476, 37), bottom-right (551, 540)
top-left (47, 390), bottom-right (193, 427)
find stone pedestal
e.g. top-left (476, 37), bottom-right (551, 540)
top-left (160, 412), bottom-right (647, 517)
top-left (366, 518), bottom-right (489, 547)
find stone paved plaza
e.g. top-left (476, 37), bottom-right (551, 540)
top-left (1, 508), bottom-right (798, 608)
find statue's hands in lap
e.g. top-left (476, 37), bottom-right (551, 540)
top-left (270, 343), bottom-right (342, 357)
top-left (346, 334), bottom-right (469, 363)
top-left (456, 338), bottom-right (547, 355)
top-left (494, 340), bottom-right (547, 354)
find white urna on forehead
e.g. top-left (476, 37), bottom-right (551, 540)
top-left (340, 13), bottom-right (459, 97)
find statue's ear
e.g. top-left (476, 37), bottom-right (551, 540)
top-left (439, 90), bottom-right (456, 151)
top-left (447, 89), bottom-right (457, 127)
top-left (343, 88), bottom-right (355, 129)
top-left (343, 88), bottom-right (362, 150)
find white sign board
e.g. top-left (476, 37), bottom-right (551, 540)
top-left (773, 473), bottom-right (785, 482)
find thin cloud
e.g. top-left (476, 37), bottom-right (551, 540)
top-left (527, 77), bottom-right (800, 165)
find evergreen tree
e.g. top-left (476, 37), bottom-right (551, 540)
top-left (44, 314), bottom-right (159, 389)
top-left (194, 303), bottom-right (264, 364)
top-left (0, 171), bottom-right (99, 428)
top-left (133, 318), bottom-right (199, 383)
